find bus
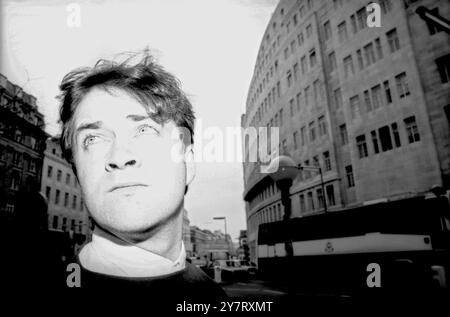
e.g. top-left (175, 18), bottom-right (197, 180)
top-left (257, 195), bottom-right (449, 294)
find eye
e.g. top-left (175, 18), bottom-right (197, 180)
top-left (83, 134), bottom-right (101, 147)
top-left (136, 124), bottom-right (159, 136)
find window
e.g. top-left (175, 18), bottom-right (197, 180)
top-left (329, 51), bottom-right (336, 72)
top-left (323, 151), bottom-right (331, 171)
top-left (346, 165), bottom-right (355, 188)
top-left (297, 32), bottom-right (304, 46)
top-left (47, 165), bottom-right (53, 178)
top-left (404, 116), bottom-right (420, 143)
top-left (337, 21), bottom-right (348, 42)
top-left (293, 131), bottom-right (298, 149)
top-left (384, 81), bottom-right (393, 104)
top-left (305, 86), bottom-right (310, 106)
top-left (395, 72), bottom-right (410, 98)
top-left (64, 192), bottom-right (69, 207)
top-left (299, 194), bottom-right (306, 213)
top-left (318, 115), bottom-right (327, 136)
top-left (350, 95), bottom-right (361, 119)
top-left (339, 124), bottom-right (348, 145)
top-left (284, 47), bottom-right (289, 60)
top-left (436, 54), bottom-right (450, 83)
top-left (279, 109), bottom-right (283, 126)
top-left (380, 0), bottom-right (392, 14)
top-left (296, 93), bottom-right (302, 112)
top-left (350, 14), bottom-right (357, 33)
top-left (45, 186), bottom-right (51, 201)
top-left (313, 80), bottom-right (321, 103)
top-left (317, 188), bottom-right (324, 209)
top-left (62, 218), bottom-right (67, 232)
top-left (356, 7), bottom-right (367, 30)
top-left (10, 173), bottom-right (20, 190)
top-left (55, 189), bottom-right (60, 205)
top-left (301, 56), bottom-right (307, 74)
top-left (293, 14), bottom-right (298, 26)
top-left (386, 28), bottom-right (400, 53)
top-left (277, 81), bottom-right (281, 98)
top-left (391, 123), bottom-right (401, 147)
top-left (324, 21), bottom-right (331, 41)
top-left (299, 6), bottom-right (305, 18)
top-left (379, 126), bottom-right (393, 151)
top-left (357, 49), bottom-right (364, 70)
top-left (364, 90), bottom-right (372, 112)
top-left (307, 192), bottom-right (315, 211)
top-left (309, 121), bottom-right (316, 141)
top-left (29, 159), bottom-right (36, 173)
top-left (364, 43), bottom-right (376, 66)
top-left (72, 195), bottom-right (77, 209)
top-left (334, 88), bottom-right (342, 109)
top-left (80, 197), bottom-right (84, 211)
top-left (52, 216), bottom-right (58, 229)
top-left (371, 130), bottom-right (380, 154)
top-left (356, 134), bottom-right (368, 158)
top-left (66, 173), bottom-right (70, 185)
top-left (306, 24), bottom-right (312, 38)
top-left (293, 63), bottom-right (299, 81)
top-left (290, 40), bottom-right (296, 54)
top-left (309, 49), bottom-right (317, 67)
top-left (300, 126), bottom-right (306, 146)
top-left (371, 85), bottom-right (383, 109)
top-left (343, 55), bottom-right (354, 78)
top-left (57, 170), bottom-right (62, 182)
top-left (290, 98), bottom-right (295, 116)
top-left (286, 70), bottom-right (292, 87)
top-left (326, 184), bottom-right (336, 206)
top-left (375, 38), bottom-right (383, 60)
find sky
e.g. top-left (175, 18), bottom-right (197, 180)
top-left (0, 0), bottom-right (279, 241)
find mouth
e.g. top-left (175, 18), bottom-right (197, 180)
top-left (109, 183), bottom-right (149, 192)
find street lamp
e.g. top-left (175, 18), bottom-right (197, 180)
top-left (264, 155), bottom-right (328, 259)
top-left (213, 216), bottom-right (231, 256)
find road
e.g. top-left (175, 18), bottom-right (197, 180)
top-left (221, 278), bottom-right (288, 297)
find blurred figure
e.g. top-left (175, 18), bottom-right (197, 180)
top-left (4, 189), bottom-right (66, 289)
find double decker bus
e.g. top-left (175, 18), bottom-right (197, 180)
top-left (257, 195), bottom-right (449, 294)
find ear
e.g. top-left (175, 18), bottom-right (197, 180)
top-left (185, 143), bottom-right (195, 186)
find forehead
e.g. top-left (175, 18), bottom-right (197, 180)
top-left (74, 88), bottom-right (150, 123)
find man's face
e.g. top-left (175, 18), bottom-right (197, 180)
top-left (72, 88), bottom-right (192, 239)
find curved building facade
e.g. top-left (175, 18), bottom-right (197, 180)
top-left (241, 0), bottom-right (450, 262)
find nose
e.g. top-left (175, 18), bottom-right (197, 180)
top-left (105, 141), bottom-right (141, 172)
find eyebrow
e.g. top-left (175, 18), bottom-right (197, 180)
top-left (75, 114), bottom-right (160, 135)
top-left (75, 121), bottom-right (103, 135)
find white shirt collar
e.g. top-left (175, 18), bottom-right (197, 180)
top-left (79, 227), bottom-right (186, 277)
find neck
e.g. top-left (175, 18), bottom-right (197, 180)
top-left (95, 204), bottom-right (184, 262)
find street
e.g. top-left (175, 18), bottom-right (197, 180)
top-left (221, 278), bottom-right (288, 297)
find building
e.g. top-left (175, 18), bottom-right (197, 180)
top-left (41, 137), bottom-right (91, 254)
top-left (241, 0), bottom-right (450, 262)
top-left (190, 226), bottom-right (231, 259)
top-left (0, 73), bottom-right (48, 223)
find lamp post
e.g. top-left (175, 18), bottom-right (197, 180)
top-left (264, 155), bottom-right (328, 287)
top-left (213, 216), bottom-right (231, 256)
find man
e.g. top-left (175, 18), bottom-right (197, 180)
top-left (57, 51), bottom-right (225, 298)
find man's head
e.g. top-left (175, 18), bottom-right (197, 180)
top-left (58, 51), bottom-right (195, 241)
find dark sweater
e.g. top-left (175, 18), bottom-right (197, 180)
top-left (76, 258), bottom-right (227, 300)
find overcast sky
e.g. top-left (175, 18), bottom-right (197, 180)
top-left (0, 0), bottom-right (278, 241)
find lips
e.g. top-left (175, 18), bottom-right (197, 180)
top-left (109, 183), bottom-right (148, 192)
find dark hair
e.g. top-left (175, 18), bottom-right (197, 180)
top-left (57, 50), bottom-right (195, 170)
